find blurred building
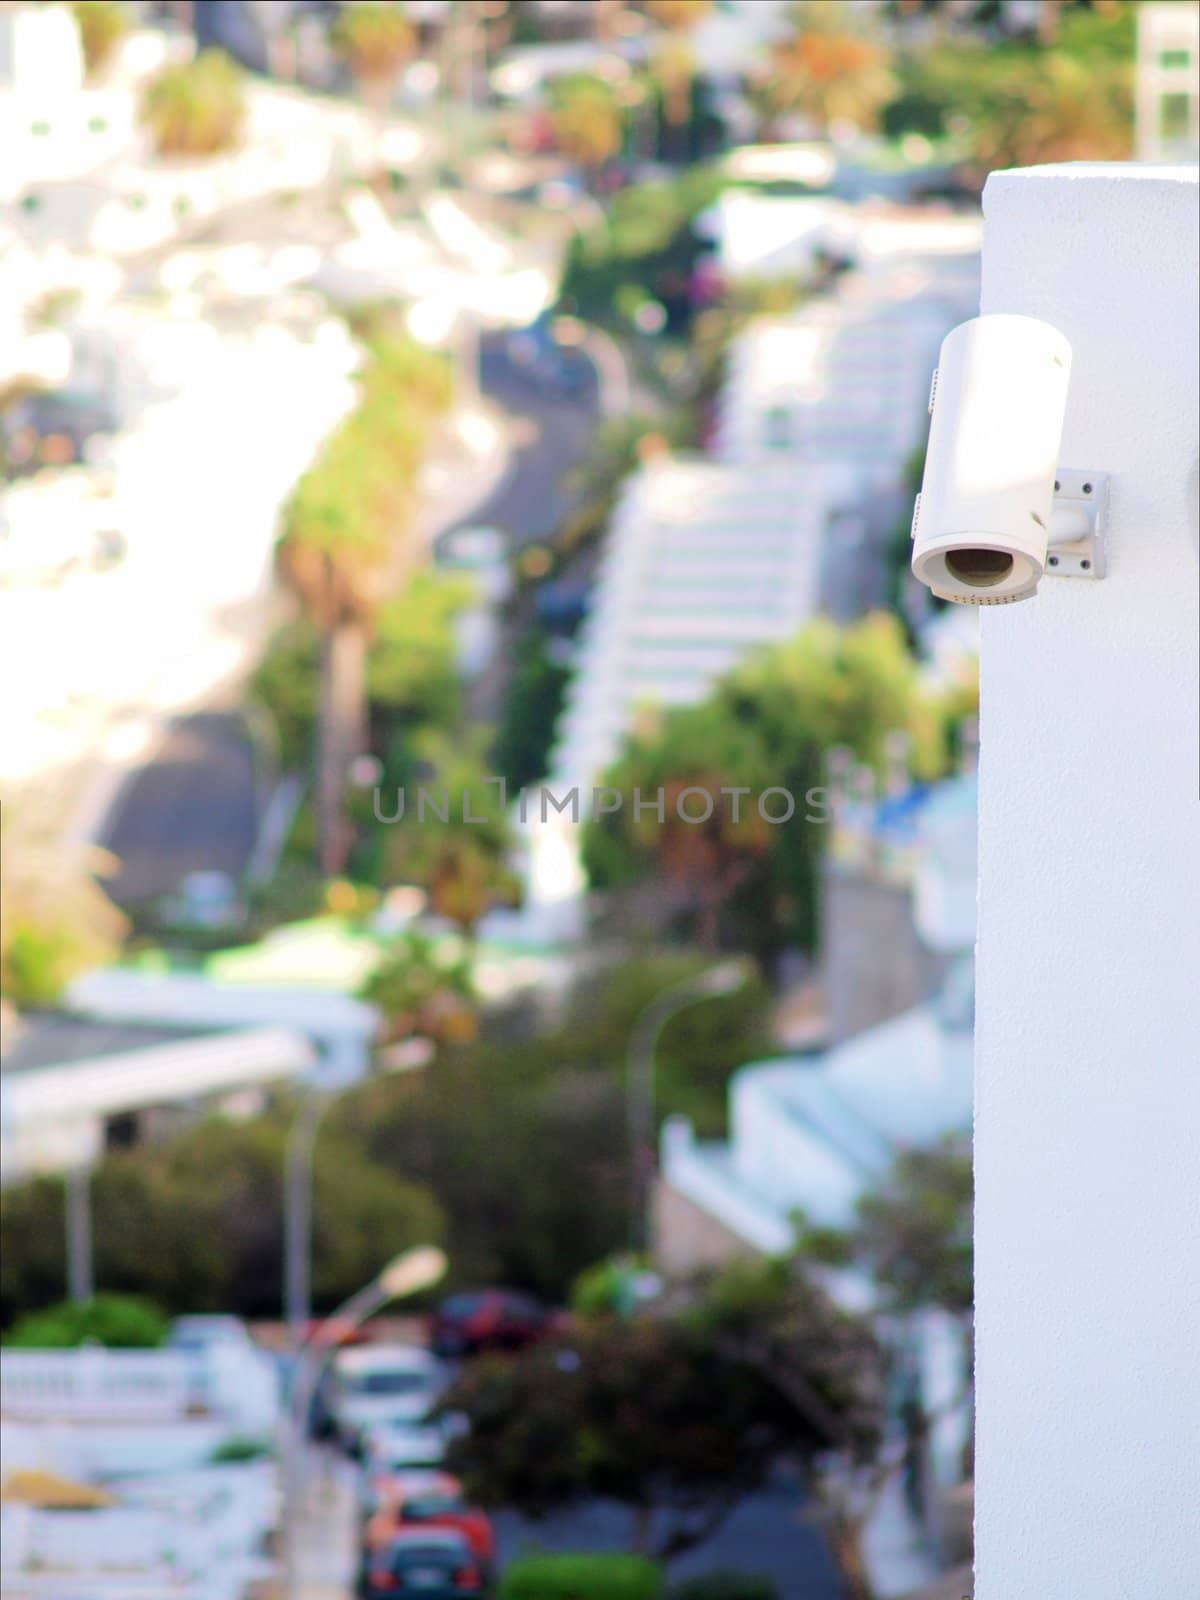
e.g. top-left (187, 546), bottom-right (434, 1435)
top-left (549, 456), bottom-right (855, 787)
top-left (0, 1013), bottom-right (314, 1182)
top-left (1136, 1), bottom-right (1200, 162)
top-left (655, 766), bottom-right (977, 1595)
top-left (653, 766), bottom-right (976, 1272)
top-left (1, 1335), bottom-right (279, 1598)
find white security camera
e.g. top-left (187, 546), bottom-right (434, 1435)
top-left (911, 315), bottom-right (1106, 605)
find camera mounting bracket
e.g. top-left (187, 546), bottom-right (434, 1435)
top-left (1046, 469), bottom-right (1108, 580)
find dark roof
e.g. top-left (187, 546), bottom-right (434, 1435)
top-left (901, 1566), bottom-right (973, 1600)
top-left (0, 1012), bottom-right (223, 1077)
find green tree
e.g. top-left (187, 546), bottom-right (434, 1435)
top-left (884, 6), bottom-right (1134, 180)
top-left (585, 700), bottom-right (780, 952)
top-left (368, 727), bottom-right (516, 935)
top-left (644, 1), bottom-right (714, 162)
top-left (337, 1051), bottom-right (631, 1298)
top-left (360, 929), bottom-right (477, 1046)
top-left (4, 1294), bottom-right (167, 1349)
top-left (585, 614), bottom-right (951, 960)
top-left (332, 1), bottom-right (416, 108)
top-left (250, 571), bottom-right (474, 773)
top-left (760, 2), bottom-right (896, 136)
top-left (0, 1117), bottom-right (445, 1325)
top-left (492, 627), bottom-right (571, 793)
top-left (277, 332), bottom-right (452, 873)
top-left (804, 1133), bottom-right (973, 1318)
top-left (69, 0), bottom-right (128, 80)
top-left (548, 74), bottom-right (626, 183)
top-left (440, 1259), bottom-right (883, 1560)
top-left (0, 809), bottom-right (125, 1008)
top-left (140, 51), bottom-right (246, 158)
top-left (964, 50), bottom-right (1132, 175)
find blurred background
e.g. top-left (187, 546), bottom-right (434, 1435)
top-left (0, 2), bottom-right (1194, 1598)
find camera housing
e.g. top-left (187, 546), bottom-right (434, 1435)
top-left (911, 314), bottom-right (1100, 606)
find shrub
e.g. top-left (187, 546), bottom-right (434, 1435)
top-left (3, 1294), bottom-right (168, 1349)
top-left (667, 1577), bottom-right (780, 1600)
top-left (141, 51), bottom-right (246, 158)
top-left (332, 2), bottom-right (415, 89)
top-left (500, 1554), bottom-right (662, 1600)
top-left (209, 1436), bottom-right (271, 1463)
top-left (70, 0), bottom-right (128, 80)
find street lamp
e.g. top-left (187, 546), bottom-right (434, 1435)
top-left (65, 1164), bottom-right (94, 1305)
top-left (284, 1038), bottom-right (435, 1352)
top-left (283, 1244), bottom-right (448, 1596)
top-left (626, 960), bottom-right (748, 1252)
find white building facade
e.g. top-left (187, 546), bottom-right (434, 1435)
top-left (974, 164), bottom-right (1199, 1600)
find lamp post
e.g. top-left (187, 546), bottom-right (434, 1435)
top-left (626, 961), bottom-right (747, 1252)
top-left (282, 1245), bottom-right (448, 1597)
top-left (284, 1038), bottom-right (435, 1353)
top-left (65, 1164), bottom-right (94, 1304)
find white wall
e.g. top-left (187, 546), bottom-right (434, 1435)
top-left (975, 165), bottom-right (1200, 1598)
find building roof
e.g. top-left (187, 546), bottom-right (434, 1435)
top-left (0, 1012), bottom-right (217, 1078)
top-left (901, 1567), bottom-right (973, 1600)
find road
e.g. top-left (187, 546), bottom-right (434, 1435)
top-left (448, 332), bottom-right (598, 552)
top-left (294, 1444), bottom-right (842, 1600)
top-left (90, 335), bottom-right (599, 895)
top-left (494, 1472), bottom-right (843, 1598)
top-left (97, 710), bottom-right (263, 908)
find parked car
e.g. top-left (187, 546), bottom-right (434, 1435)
top-left (167, 1314), bottom-right (256, 1355)
top-left (359, 1528), bottom-right (485, 1599)
top-left (360, 1418), bottom-right (448, 1475)
top-left (163, 870), bottom-right (242, 930)
top-left (364, 1487), bottom-right (496, 1576)
top-left (362, 1467), bottom-right (461, 1519)
top-left (330, 1346), bottom-right (448, 1452)
top-left (429, 1289), bottom-right (552, 1359)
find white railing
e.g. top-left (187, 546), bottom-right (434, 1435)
top-left (0, 1349), bottom-right (195, 1421)
top-left (0, 1346), bottom-right (279, 1434)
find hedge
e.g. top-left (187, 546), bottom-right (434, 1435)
top-left (500, 1554), bottom-right (662, 1600)
top-left (667, 1576), bottom-right (781, 1600)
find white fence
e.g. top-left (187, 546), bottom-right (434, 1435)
top-left (0, 1346), bottom-right (278, 1434)
top-left (1, 1349), bottom-right (194, 1421)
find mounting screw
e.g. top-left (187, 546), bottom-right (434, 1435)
top-left (1053, 480), bottom-right (1061, 492)
top-left (1081, 559), bottom-right (1091, 571)
top-left (1082, 482), bottom-right (1093, 494)
top-left (1048, 555), bottom-right (1059, 568)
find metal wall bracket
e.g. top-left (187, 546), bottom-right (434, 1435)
top-left (1046, 469), bottom-right (1108, 579)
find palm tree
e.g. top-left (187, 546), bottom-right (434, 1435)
top-left (331, 1), bottom-right (415, 111)
top-left (277, 334), bottom-right (451, 874)
top-left (548, 75), bottom-right (625, 185)
top-left (140, 50), bottom-right (246, 158)
top-left (69, 0), bottom-right (129, 81)
top-left (644, 0), bottom-right (713, 163)
top-left (762, 2), bottom-right (896, 137)
top-left (360, 930), bottom-right (476, 1046)
top-left (967, 53), bottom-right (1132, 178)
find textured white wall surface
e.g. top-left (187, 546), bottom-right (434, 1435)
top-left (975, 166), bottom-right (1200, 1598)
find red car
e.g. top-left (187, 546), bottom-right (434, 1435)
top-left (365, 1490), bottom-right (495, 1573)
top-left (428, 1290), bottom-right (552, 1359)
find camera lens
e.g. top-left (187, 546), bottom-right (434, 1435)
top-left (945, 548), bottom-right (1014, 588)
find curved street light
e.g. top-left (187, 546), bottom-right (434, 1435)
top-left (284, 1036), bottom-right (435, 1353)
top-left (626, 960), bottom-right (748, 1253)
top-left (283, 1244), bottom-right (449, 1596)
